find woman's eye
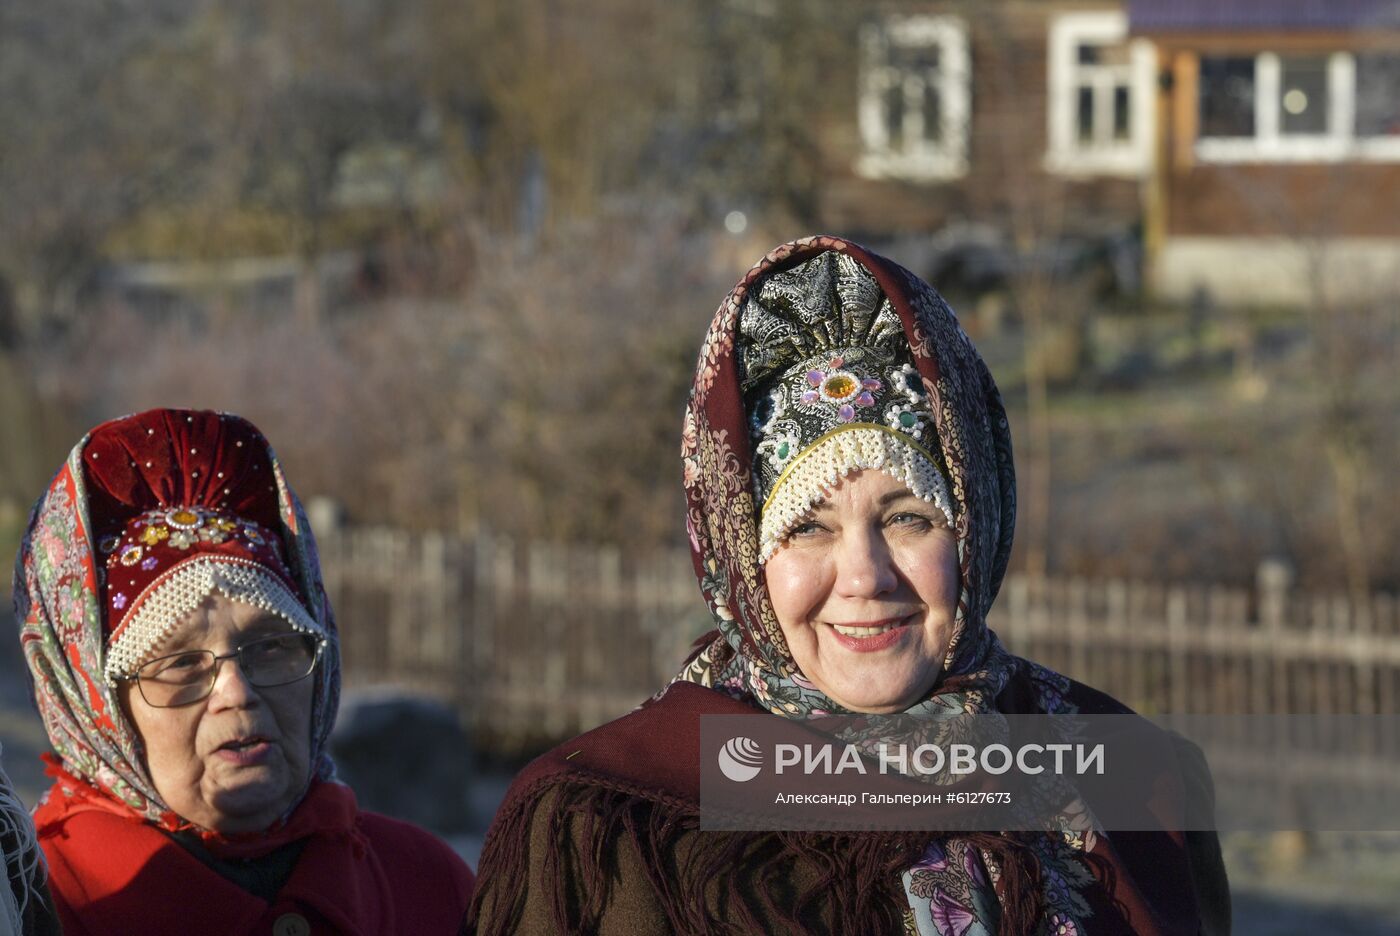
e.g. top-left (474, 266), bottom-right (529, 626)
top-left (888, 511), bottom-right (933, 530)
top-left (245, 636), bottom-right (295, 660)
top-left (788, 520), bottom-right (825, 538)
top-left (152, 652), bottom-right (206, 675)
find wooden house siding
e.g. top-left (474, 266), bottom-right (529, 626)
top-left (1165, 163), bottom-right (1400, 238)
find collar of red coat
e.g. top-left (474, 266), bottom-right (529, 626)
top-left (34, 755), bottom-right (362, 860)
top-left (33, 763), bottom-right (402, 936)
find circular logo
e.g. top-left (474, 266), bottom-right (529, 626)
top-left (718, 736), bottom-right (763, 782)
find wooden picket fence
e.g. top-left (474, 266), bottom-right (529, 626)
top-left (992, 565), bottom-right (1400, 716)
top-left (315, 522), bottom-right (1400, 752)
top-left (318, 527), bottom-right (710, 750)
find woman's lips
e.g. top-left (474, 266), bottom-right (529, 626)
top-left (827, 615), bottom-right (916, 652)
top-left (214, 737), bottom-right (273, 766)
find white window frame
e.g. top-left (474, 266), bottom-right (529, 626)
top-left (1196, 51), bottom-right (1400, 163)
top-left (1045, 11), bottom-right (1156, 177)
top-left (856, 15), bottom-right (970, 182)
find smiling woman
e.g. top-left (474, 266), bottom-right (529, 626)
top-left (765, 470), bottom-right (960, 714)
top-left (470, 237), bottom-right (1231, 935)
top-left (14, 409), bottom-right (473, 936)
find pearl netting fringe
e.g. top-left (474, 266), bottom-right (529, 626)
top-left (758, 426), bottom-right (953, 562)
top-left (104, 556), bottom-right (323, 680)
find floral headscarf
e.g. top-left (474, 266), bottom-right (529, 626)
top-left (672, 237), bottom-right (1109, 936)
top-left (674, 235), bottom-right (1034, 718)
top-left (13, 409), bottom-right (340, 830)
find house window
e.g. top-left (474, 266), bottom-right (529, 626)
top-left (1355, 52), bottom-right (1400, 137)
top-left (856, 15), bottom-right (969, 181)
top-left (1277, 55), bottom-right (1330, 135)
top-left (1196, 51), bottom-right (1400, 162)
top-left (1199, 57), bottom-right (1256, 137)
top-left (1046, 11), bottom-right (1155, 177)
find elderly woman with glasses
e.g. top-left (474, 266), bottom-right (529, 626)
top-left (16, 409), bottom-right (473, 936)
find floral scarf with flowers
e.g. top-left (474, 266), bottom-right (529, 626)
top-left (670, 237), bottom-right (1195, 936)
top-left (13, 410), bottom-right (340, 833)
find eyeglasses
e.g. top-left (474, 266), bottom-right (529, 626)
top-left (124, 632), bottom-right (325, 708)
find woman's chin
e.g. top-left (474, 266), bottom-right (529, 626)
top-left (196, 769), bottom-right (295, 832)
top-left (200, 795), bottom-right (287, 834)
top-left (811, 644), bottom-right (939, 712)
top-left (823, 663), bottom-right (940, 714)
top-left (833, 692), bottom-right (920, 715)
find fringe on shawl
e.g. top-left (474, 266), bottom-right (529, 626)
top-left (466, 776), bottom-right (1045, 935)
top-left (982, 833), bottom-right (1047, 935)
top-left (0, 754), bottom-right (44, 936)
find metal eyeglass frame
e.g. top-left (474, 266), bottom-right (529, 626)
top-left (118, 632), bottom-right (327, 708)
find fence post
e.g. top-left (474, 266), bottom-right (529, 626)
top-left (1067, 578), bottom-right (1090, 686)
top-left (530, 541), bottom-right (566, 736)
top-left (306, 496), bottom-right (344, 540)
top-left (389, 528), bottom-right (413, 673)
top-left (482, 533), bottom-right (515, 737)
top-left (421, 531), bottom-right (452, 690)
top-left (1257, 558), bottom-right (1293, 714)
top-left (461, 529), bottom-right (490, 722)
top-left (1105, 579), bottom-right (1142, 708)
top-left (1351, 590), bottom-right (1374, 716)
top-left (1376, 592), bottom-right (1395, 716)
top-left (595, 546), bottom-right (621, 699)
top-left (1167, 586), bottom-right (1187, 713)
top-left (308, 498), bottom-right (346, 662)
top-left (1001, 573), bottom-right (1026, 649)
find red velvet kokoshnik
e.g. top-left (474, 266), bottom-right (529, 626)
top-left (82, 410), bottom-right (308, 638)
top-left (82, 409), bottom-right (290, 548)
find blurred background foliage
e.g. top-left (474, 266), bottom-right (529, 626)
top-left (0, 0), bottom-right (1394, 597)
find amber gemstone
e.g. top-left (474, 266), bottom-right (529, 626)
top-left (823, 374), bottom-right (857, 398)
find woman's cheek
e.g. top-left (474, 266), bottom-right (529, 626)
top-left (767, 570), bottom-right (793, 622)
top-left (766, 553), bottom-right (825, 626)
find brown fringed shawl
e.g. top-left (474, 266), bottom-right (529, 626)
top-left (467, 237), bottom-right (1224, 935)
top-left (468, 681), bottom-right (1112, 935)
top-left (467, 680), bottom-right (1217, 935)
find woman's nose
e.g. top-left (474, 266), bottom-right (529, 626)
top-left (208, 657), bottom-right (258, 709)
top-left (833, 528), bottom-right (898, 599)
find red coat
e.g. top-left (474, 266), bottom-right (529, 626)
top-left (35, 773), bottom-right (474, 936)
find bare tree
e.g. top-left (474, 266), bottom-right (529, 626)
top-left (1209, 159), bottom-right (1399, 598)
